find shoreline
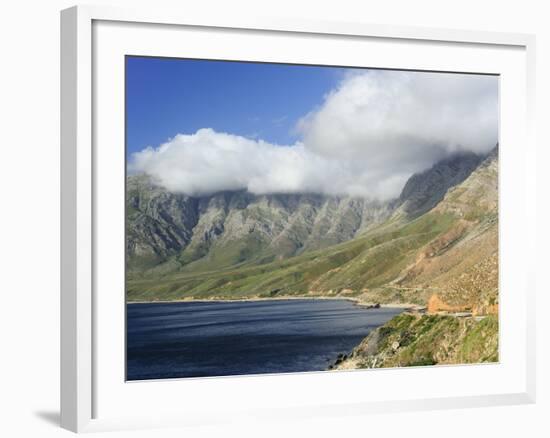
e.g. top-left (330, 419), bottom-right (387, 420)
top-left (127, 296), bottom-right (428, 376)
top-left (126, 295), bottom-right (419, 311)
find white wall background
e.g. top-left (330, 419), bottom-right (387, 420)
top-left (0, 1), bottom-right (547, 437)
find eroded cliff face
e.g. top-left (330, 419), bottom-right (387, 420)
top-left (393, 151), bottom-right (485, 219)
top-left (127, 175), bottom-right (393, 275)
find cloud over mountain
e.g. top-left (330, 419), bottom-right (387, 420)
top-left (129, 70), bottom-right (498, 200)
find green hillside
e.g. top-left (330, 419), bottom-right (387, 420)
top-left (127, 147), bottom-right (498, 314)
top-left (333, 313), bottom-right (498, 369)
top-left (126, 211), bottom-right (456, 301)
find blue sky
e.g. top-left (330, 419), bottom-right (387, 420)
top-left (127, 58), bottom-right (497, 200)
top-left (126, 56), bottom-right (347, 156)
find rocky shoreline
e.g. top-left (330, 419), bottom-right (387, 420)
top-left (127, 294), bottom-right (498, 371)
top-left (329, 312), bottom-right (498, 370)
top-left (127, 294), bottom-right (421, 372)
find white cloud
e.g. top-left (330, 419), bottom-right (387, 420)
top-left (129, 70), bottom-right (498, 200)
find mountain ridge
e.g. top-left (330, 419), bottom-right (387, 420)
top-left (127, 149), bottom-right (490, 276)
top-left (126, 145), bottom-right (498, 317)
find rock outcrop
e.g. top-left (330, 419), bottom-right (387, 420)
top-left (393, 151), bottom-right (485, 219)
top-left (334, 313), bottom-right (499, 370)
top-left (127, 176), bottom-right (394, 275)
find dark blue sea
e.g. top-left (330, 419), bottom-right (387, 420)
top-left (126, 299), bottom-right (402, 380)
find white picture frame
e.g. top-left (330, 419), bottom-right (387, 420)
top-left (60, 4), bottom-right (537, 433)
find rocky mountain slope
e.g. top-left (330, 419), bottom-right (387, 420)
top-left (384, 147), bottom-right (499, 314)
top-left (127, 146), bottom-right (498, 313)
top-left (127, 177), bottom-right (393, 275)
top-left (393, 151), bottom-right (484, 219)
top-left (127, 150), bottom-right (486, 277)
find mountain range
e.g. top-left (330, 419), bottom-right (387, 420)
top-left (126, 145), bottom-right (498, 316)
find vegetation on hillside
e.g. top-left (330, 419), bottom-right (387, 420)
top-left (333, 313), bottom-right (498, 369)
top-left (126, 148), bottom-right (500, 368)
top-left (126, 211), bottom-right (457, 301)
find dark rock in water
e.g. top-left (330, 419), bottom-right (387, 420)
top-left (330, 352), bottom-right (349, 368)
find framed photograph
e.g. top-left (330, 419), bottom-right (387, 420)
top-left (61, 5), bottom-right (536, 433)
